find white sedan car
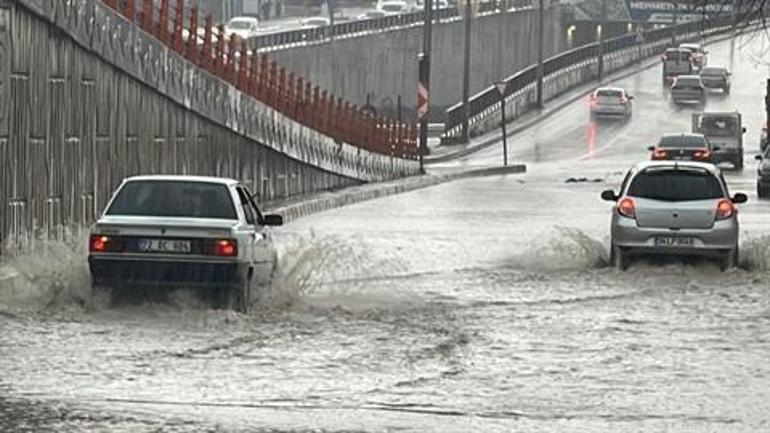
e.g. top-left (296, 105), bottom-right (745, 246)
top-left (589, 87), bottom-right (633, 119)
top-left (88, 176), bottom-right (282, 312)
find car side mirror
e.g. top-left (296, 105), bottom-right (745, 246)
top-left (647, 146), bottom-right (655, 151)
top-left (261, 214), bottom-right (284, 226)
top-left (732, 193), bottom-right (748, 204)
top-left (742, 127), bottom-right (747, 134)
top-left (756, 154), bottom-right (764, 161)
top-left (601, 190), bottom-right (618, 202)
top-left (627, 95), bottom-right (634, 100)
top-left (712, 146), bottom-right (721, 151)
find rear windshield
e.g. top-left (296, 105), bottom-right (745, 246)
top-left (628, 169), bottom-right (724, 201)
top-left (674, 78), bottom-right (701, 87)
top-left (658, 135), bottom-right (707, 148)
top-left (107, 181), bottom-right (237, 219)
top-left (698, 116), bottom-right (739, 137)
top-left (665, 50), bottom-right (690, 61)
top-left (596, 89), bottom-right (622, 97)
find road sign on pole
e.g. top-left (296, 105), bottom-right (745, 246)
top-left (494, 80), bottom-right (508, 166)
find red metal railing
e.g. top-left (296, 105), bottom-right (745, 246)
top-left (105, 0), bottom-right (417, 159)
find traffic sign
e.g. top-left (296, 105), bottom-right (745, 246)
top-left (494, 80), bottom-right (507, 96)
top-left (417, 82), bottom-right (429, 120)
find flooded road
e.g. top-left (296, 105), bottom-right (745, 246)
top-left (2, 31), bottom-right (770, 432)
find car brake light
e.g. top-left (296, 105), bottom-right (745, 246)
top-left (693, 149), bottom-right (711, 159)
top-left (210, 239), bottom-right (237, 257)
top-left (89, 235), bottom-right (123, 253)
top-left (617, 197), bottom-right (636, 219)
top-left (651, 148), bottom-right (667, 160)
top-left (715, 199), bottom-right (735, 220)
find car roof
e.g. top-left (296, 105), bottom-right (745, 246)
top-left (666, 47), bottom-right (690, 52)
top-left (123, 175), bottom-right (239, 186)
top-left (633, 160), bottom-right (719, 173)
top-left (675, 75), bottom-right (701, 80)
top-left (228, 16), bottom-right (258, 23)
top-left (595, 87), bottom-right (625, 92)
top-left (679, 43), bottom-right (701, 48)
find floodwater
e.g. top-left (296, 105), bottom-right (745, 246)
top-left (2, 29), bottom-right (770, 433)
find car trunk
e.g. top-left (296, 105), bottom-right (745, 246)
top-left (94, 216), bottom-right (237, 255)
top-left (634, 198), bottom-right (717, 229)
top-left (662, 147), bottom-right (701, 160)
top-left (597, 96), bottom-right (622, 106)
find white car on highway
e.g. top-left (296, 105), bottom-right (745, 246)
top-left (225, 16), bottom-right (260, 40)
top-left (377, 0), bottom-right (414, 15)
top-left (88, 176), bottom-right (283, 312)
top-left (589, 87), bottom-right (633, 119)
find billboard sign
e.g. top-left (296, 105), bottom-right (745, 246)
top-left (625, 1), bottom-right (734, 24)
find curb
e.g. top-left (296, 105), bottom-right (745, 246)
top-left (267, 164), bottom-right (526, 224)
top-left (426, 27), bottom-right (751, 164)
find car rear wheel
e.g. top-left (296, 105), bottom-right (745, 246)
top-left (610, 244), bottom-right (629, 271)
top-left (222, 276), bottom-right (251, 313)
top-left (719, 247), bottom-right (738, 271)
top-left (734, 155), bottom-right (743, 170)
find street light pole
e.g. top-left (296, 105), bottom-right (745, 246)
top-left (418, 0), bottom-right (434, 172)
top-left (461, 0), bottom-right (473, 143)
top-left (535, 0), bottom-right (545, 108)
top-left (597, 0), bottom-right (606, 79)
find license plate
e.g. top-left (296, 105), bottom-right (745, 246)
top-left (655, 236), bottom-right (694, 247)
top-left (136, 239), bottom-right (191, 254)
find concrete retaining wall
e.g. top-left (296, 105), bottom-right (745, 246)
top-left (1, 0), bottom-right (420, 254)
top-left (268, 5), bottom-right (565, 120)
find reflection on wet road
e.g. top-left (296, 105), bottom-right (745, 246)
top-left (2, 30), bottom-right (770, 433)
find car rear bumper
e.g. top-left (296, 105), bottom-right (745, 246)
top-left (592, 106), bottom-right (627, 116)
top-left (611, 215), bottom-right (738, 256)
top-left (671, 91), bottom-right (704, 102)
top-left (702, 80), bottom-right (727, 88)
top-left (89, 255), bottom-right (249, 289)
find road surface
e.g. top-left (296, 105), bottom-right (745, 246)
top-left (1, 30), bottom-right (770, 432)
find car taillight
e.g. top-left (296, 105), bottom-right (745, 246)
top-left (89, 234), bottom-right (122, 253)
top-left (693, 149), bottom-right (711, 159)
top-left (651, 148), bottom-right (667, 160)
top-left (589, 96), bottom-right (597, 107)
top-left (206, 239), bottom-right (238, 257)
top-left (617, 197), bottom-right (636, 219)
top-left (621, 97), bottom-right (628, 104)
top-left (715, 199), bottom-right (735, 220)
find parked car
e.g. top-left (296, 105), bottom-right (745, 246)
top-left (357, 9), bottom-right (388, 20)
top-left (88, 176), bottom-right (283, 312)
top-left (300, 16), bottom-right (331, 28)
top-left (671, 75), bottom-right (706, 105)
top-left (602, 161), bottom-right (747, 271)
top-left (225, 16), bottom-right (260, 40)
top-left (377, 0), bottom-right (414, 15)
top-left (692, 112), bottom-right (746, 169)
top-left (699, 66), bottom-right (731, 93)
top-left (679, 42), bottom-right (708, 70)
top-left (648, 133), bottom-right (716, 163)
top-left (756, 147), bottom-right (770, 198)
top-left (589, 87), bottom-right (633, 119)
top-left (662, 47), bottom-right (693, 84)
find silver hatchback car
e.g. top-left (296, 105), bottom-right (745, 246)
top-left (601, 161), bottom-right (747, 270)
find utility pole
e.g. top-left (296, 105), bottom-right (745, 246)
top-left (597, 0), bottom-right (606, 79)
top-left (460, 0), bottom-right (473, 143)
top-left (765, 79), bottom-right (770, 135)
top-left (417, 0), bottom-right (434, 172)
top-left (535, 0), bottom-right (545, 108)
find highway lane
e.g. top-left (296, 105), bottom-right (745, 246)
top-left (1, 29), bottom-right (770, 432)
